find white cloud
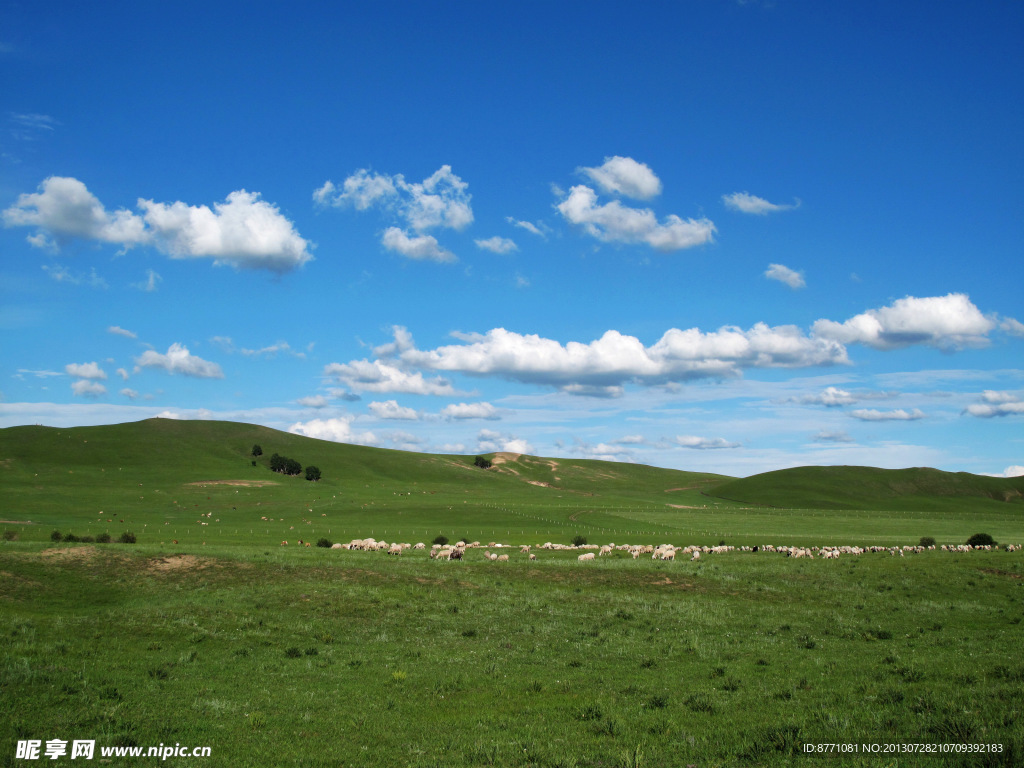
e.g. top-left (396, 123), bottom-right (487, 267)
top-left (3, 177), bottom-right (313, 273)
top-left (138, 190), bottom-right (313, 272)
top-left (722, 192), bottom-right (800, 215)
top-left (477, 429), bottom-right (532, 455)
top-left (240, 341), bottom-right (303, 359)
top-left (381, 227), bottom-right (456, 263)
top-left (323, 359), bottom-right (458, 395)
top-left (108, 325), bottom-right (137, 339)
top-left (675, 435), bottom-right (741, 450)
top-left (506, 217), bottom-right (546, 237)
top-left (579, 156), bottom-right (662, 200)
top-left (813, 430), bottom-right (855, 443)
top-left (368, 400), bottom-right (420, 420)
top-left (316, 165), bottom-right (473, 231)
top-left (850, 408), bottom-right (926, 421)
top-left (995, 465), bottom-right (1024, 478)
top-left (296, 395), bottom-right (330, 408)
top-left (42, 264), bottom-right (108, 288)
top-left (557, 185), bottom-right (715, 251)
top-left (71, 379), bottom-right (106, 398)
top-left (65, 361), bottom-right (107, 380)
top-left (135, 343), bottom-right (224, 378)
top-left (120, 388), bottom-right (139, 400)
top-left (798, 386), bottom-right (857, 407)
top-left (474, 236), bottom-right (518, 254)
top-left (963, 391), bottom-right (1024, 418)
top-left (288, 416), bottom-right (379, 446)
top-left (4, 176), bottom-right (148, 246)
top-left (812, 294), bottom-right (996, 350)
top-left (1000, 317), bottom-right (1024, 337)
top-left (391, 323), bottom-right (847, 391)
top-left (765, 263), bottom-right (805, 289)
top-left (133, 269), bottom-right (162, 292)
top-left (116, 368), bottom-right (130, 381)
top-left (441, 402), bottom-right (500, 420)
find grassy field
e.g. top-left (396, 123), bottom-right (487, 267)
top-left (1, 419), bottom-right (1023, 767)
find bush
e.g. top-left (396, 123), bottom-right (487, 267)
top-left (2, 530), bottom-right (17, 541)
top-left (967, 533), bottom-right (996, 547)
top-left (118, 531), bottom-right (137, 544)
top-left (50, 530), bottom-right (62, 542)
top-left (919, 536), bottom-right (936, 548)
top-left (62, 533), bottom-right (80, 543)
top-left (96, 532), bottom-right (112, 544)
top-left (316, 537), bottom-right (332, 548)
top-left (571, 535), bottom-right (588, 547)
top-left (474, 456), bottom-right (492, 469)
top-left (305, 465), bottom-right (321, 482)
top-left (432, 535), bottom-right (450, 546)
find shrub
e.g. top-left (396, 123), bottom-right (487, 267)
top-left (305, 465), bottom-right (321, 482)
top-left (96, 532), bottom-right (111, 544)
top-left (432, 535), bottom-right (450, 546)
top-left (967, 533), bottom-right (996, 547)
top-left (474, 456), bottom-right (492, 469)
top-left (2, 530), bottom-right (17, 541)
top-left (919, 536), bottom-right (936, 548)
top-left (284, 647), bottom-right (301, 658)
top-left (50, 530), bottom-right (62, 542)
top-left (316, 537), bottom-right (332, 548)
top-left (79, 535), bottom-right (95, 543)
top-left (118, 531), bottom-right (137, 544)
top-left (571, 535), bottom-right (588, 547)
top-left (62, 533), bottom-right (80, 543)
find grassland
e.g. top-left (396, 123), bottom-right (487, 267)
top-left (1, 419), bottom-right (1023, 767)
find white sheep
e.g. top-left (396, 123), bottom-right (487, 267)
top-left (578, 552), bottom-right (595, 562)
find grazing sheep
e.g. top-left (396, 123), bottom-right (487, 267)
top-left (281, 541), bottom-right (288, 546)
top-left (529, 553), bottom-right (537, 560)
top-left (388, 544), bottom-right (403, 556)
top-left (578, 552), bottom-right (595, 562)
top-left (690, 550), bottom-right (700, 561)
top-left (497, 554), bottom-right (509, 562)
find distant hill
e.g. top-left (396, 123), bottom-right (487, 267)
top-left (706, 465), bottom-right (1024, 512)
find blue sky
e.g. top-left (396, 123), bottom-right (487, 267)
top-left (2, 0), bottom-right (1021, 478)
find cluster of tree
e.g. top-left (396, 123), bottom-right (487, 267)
top-left (256, 445), bottom-right (321, 481)
top-left (474, 456), bottom-right (492, 469)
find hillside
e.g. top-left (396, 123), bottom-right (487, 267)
top-left (706, 465), bottom-right (1024, 513)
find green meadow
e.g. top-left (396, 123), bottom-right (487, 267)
top-left (2, 419), bottom-right (1023, 767)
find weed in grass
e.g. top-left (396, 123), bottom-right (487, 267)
top-left (284, 647), bottom-right (301, 658)
top-left (461, 628), bottom-right (477, 638)
top-left (304, 647), bottom-right (318, 656)
top-left (576, 704), bottom-right (603, 721)
top-left (684, 693), bottom-right (714, 713)
top-left (644, 694), bottom-right (668, 709)
top-left (391, 670), bottom-right (407, 683)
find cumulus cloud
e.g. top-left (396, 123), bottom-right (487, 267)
top-left (995, 465), bottom-right (1024, 478)
top-left (368, 400), bottom-right (420, 420)
top-left (135, 343), bottom-right (223, 378)
top-left (65, 361), bottom-right (106, 380)
top-left (3, 177), bottom-right (313, 272)
top-left (381, 227), bottom-right (456, 263)
top-left (120, 388), bottom-right (139, 400)
top-left (765, 263), bottom-right (805, 289)
top-left (296, 395), bottom-right (329, 408)
top-left (71, 379), bottom-right (106, 398)
top-left (850, 408), bottom-right (926, 421)
top-left (323, 359), bottom-right (458, 396)
top-left (477, 429), bottom-right (531, 455)
top-left (579, 156), bottom-right (662, 200)
top-left (388, 323), bottom-right (847, 392)
top-left (963, 391), bottom-right (1024, 418)
top-left (675, 435), bottom-right (741, 450)
top-left (316, 166), bottom-right (472, 262)
top-left (557, 185), bottom-right (715, 252)
top-left (722, 192), bottom-right (800, 215)
top-left (813, 294), bottom-right (995, 350)
top-left (108, 325), bottom-right (137, 339)
top-left (1000, 317), bottom-right (1024, 337)
top-left (441, 402), bottom-right (500, 420)
top-left (796, 386), bottom-right (858, 407)
top-left (474, 236), bottom-right (518, 254)
top-left (288, 416), bottom-right (379, 446)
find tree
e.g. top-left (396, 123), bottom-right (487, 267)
top-left (474, 456), bottom-right (492, 469)
top-left (251, 444), bottom-right (263, 458)
top-left (270, 453), bottom-right (285, 473)
top-left (305, 465), bottom-right (321, 482)
top-left (571, 535), bottom-right (588, 547)
top-left (967, 533), bottom-right (996, 547)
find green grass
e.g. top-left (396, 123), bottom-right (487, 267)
top-left (1, 542), bottom-right (1022, 767)
top-left (1, 419), bottom-right (1023, 766)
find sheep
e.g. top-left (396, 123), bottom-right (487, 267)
top-left (529, 553), bottom-right (537, 560)
top-left (281, 540), bottom-right (288, 546)
top-left (520, 545), bottom-right (531, 554)
top-left (413, 543), bottom-right (426, 550)
top-left (387, 544), bottom-right (403, 556)
top-left (690, 550), bottom-right (700, 561)
top-left (599, 545), bottom-right (613, 556)
top-left (578, 552), bottom-right (595, 562)
top-left (497, 554), bottom-right (509, 562)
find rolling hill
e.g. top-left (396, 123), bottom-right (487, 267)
top-left (706, 465), bottom-right (1024, 512)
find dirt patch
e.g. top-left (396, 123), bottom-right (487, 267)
top-left (39, 546), bottom-right (101, 561)
top-left (527, 480), bottom-right (559, 489)
top-left (490, 452), bottom-right (522, 465)
top-left (979, 568), bottom-right (1024, 580)
top-left (666, 504), bottom-right (703, 509)
top-left (147, 554), bottom-right (216, 573)
top-left (0, 520), bottom-right (33, 525)
top-left (184, 480), bottom-right (279, 487)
